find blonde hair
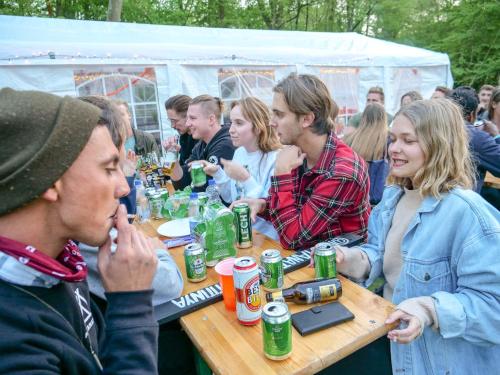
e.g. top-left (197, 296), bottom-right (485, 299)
top-left (190, 95), bottom-right (223, 120)
top-left (387, 99), bottom-right (475, 197)
top-left (343, 104), bottom-right (387, 161)
top-left (231, 97), bottom-right (281, 153)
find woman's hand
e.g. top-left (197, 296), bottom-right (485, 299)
top-left (386, 310), bottom-right (422, 344)
top-left (121, 149), bottom-right (138, 177)
top-left (221, 158), bottom-right (250, 181)
top-left (308, 246), bottom-right (345, 267)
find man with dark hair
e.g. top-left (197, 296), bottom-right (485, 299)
top-left (448, 86), bottom-right (500, 192)
top-left (235, 73), bottom-right (370, 250)
top-left (347, 86), bottom-right (393, 131)
top-left (431, 85), bottom-right (452, 99)
top-left (163, 94), bottom-right (197, 165)
top-left (0, 88), bottom-right (159, 374)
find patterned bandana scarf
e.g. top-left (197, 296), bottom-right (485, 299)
top-left (0, 236), bottom-right (87, 282)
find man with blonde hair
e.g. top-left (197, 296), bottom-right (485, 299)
top-left (236, 73), bottom-right (370, 250)
top-left (170, 95), bottom-right (235, 191)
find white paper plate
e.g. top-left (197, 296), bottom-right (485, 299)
top-left (157, 218), bottom-right (191, 237)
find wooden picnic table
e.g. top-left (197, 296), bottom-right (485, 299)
top-left (137, 218), bottom-right (395, 375)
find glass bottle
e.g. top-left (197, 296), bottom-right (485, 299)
top-left (265, 278), bottom-right (342, 305)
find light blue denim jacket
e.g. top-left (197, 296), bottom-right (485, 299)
top-left (361, 186), bottom-right (500, 375)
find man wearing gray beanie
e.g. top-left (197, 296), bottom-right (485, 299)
top-left (0, 88), bottom-right (159, 374)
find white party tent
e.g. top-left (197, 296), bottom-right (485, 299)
top-left (0, 15), bottom-right (452, 140)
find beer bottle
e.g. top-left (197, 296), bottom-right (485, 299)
top-left (265, 278), bottom-right (342, 305)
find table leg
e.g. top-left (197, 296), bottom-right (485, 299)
top-left (193, 346), bottom-right (212, 375)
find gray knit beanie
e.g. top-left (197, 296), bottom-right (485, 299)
top-left (0, 88), bottom-right (101, 215)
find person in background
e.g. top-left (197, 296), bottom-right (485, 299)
top-left (0, 88), bottom-right (159, 374)
top-left (77, 97), bottom-right (183, 307)
top-left (344, 103), bottom-right (389, 205)
top-left (345, 86), bottom-right (393, 135)
top-left (400, 90), bottom-right (423, 108)
top-left (477, 84), bottom-right (495, 119)
top-left (163, 94), bottom-right (197, 165)
top-left (448, 87), bottom-right (500, 193)
top-left (200, 97), bottom-right (281, 239)
top-left (170, 95), bottom-right (235, 192)
top-left (485, 87), bottom-right (500, 132)
top-left (330, 98), bottom-right (500, 374)
top-left (233, 73), bottom-right (370, 250)
top-left (481, 87), bottom-right (500, 209)
top-left (79, 96), bottom-right (138, 214)
top-left (115, 99), bottom-right (161, 158)
top-left (430, 85), bottom-right (451, 99)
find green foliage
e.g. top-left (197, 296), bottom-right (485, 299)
top-left (1, 0), bottom-right (499, 88)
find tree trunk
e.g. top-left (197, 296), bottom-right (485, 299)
top-left (107, 0), bottom-right (123, 22)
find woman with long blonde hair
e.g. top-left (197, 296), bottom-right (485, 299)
top-left (330, 99), bottom-right (500, 374)
top-left (344, 103), bottom-right (389, 204)
top-left (344, 103), bottom-right (388, 161)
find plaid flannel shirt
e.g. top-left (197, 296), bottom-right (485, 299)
top-left (263, 132), bottom-right (370, 250)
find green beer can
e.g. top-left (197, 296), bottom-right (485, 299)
top-left (233, 202), bottom-right (252, 249)
top-left (149, 193), bottom-right (164, 219)
top-left (259, 249), bottom-right (284, 291)
top-left (313, 242), bottom-right (337, 279)
top-left (190, 162), bottom-right (207, 187)
top-left (184, 243), bottom-right (207, 282)
top-left (262, 302), bottom-right (292, 360)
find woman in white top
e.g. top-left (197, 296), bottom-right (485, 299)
top-left (201, 97), bottom-right (281, 239)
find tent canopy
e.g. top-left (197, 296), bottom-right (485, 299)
top-left (0, 15), bottom-right (453, 140)
top-left (0, 15), bottom-right (451, 68)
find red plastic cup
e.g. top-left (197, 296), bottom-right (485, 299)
top-left (215, 258), bottom-right (236, 311)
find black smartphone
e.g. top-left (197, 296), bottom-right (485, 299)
top-left (291, 301), bottom-right (355, 336)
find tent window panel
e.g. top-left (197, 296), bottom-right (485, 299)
top-left (319, 68), bottom-right (360, 125)
top-left (133, 81), bottom-right (157, 103)
top-left (103, 75), bottom-right (131, 100)
top-left (258, 76), bottom-right (274, 88)
top-left (77, 79), bottom-right (104, 97)
top-left (134, 103), bottom-right (159, 132)
top-left (74, 69), bottom-right (161, 138)
top-left (391, 68), bottom-right (422, 111)
top-left (218, 68), bottom-right (276, 123)
top-left (221, 79), bottom-right (241, 100)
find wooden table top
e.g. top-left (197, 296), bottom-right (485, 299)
top-left (137, 218), bottom-right (396, 375)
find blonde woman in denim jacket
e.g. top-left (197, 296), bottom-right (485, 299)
top-left (335, 99), bottom-right (500, 374)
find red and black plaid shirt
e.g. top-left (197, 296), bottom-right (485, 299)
top-left (263, 132), bottom-right (370, 250)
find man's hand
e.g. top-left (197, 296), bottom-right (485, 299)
top-left (386, 310), bottom-right (422, 344)
top-left (98, 205), bottom-right (158, 292)
top-left (275, 146), bottom-right (306, 175)
top-left (482, 120), bottom-right (499, 138)
top-left (189, 159), bottom-right (220, 176)
top-left (221, 158), bottom-right (250, 182)
top-left (230, 198), bottom-right (266, 222)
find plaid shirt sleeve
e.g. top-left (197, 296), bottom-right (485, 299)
top-left (267, 171), bottom-right (365, 250)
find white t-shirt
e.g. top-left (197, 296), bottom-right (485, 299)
top-left (213, 147), bottom-right (279, 240)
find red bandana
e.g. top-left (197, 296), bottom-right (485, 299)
top-left (0, 236), bottom-right (88, 282)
